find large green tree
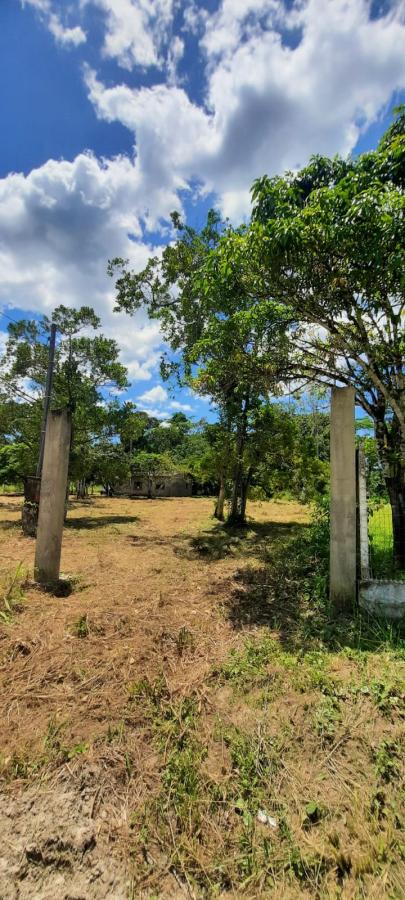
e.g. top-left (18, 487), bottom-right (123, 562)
top-left (211, 108), bottom-right (404, 566)
top-left (109, 213), bottom-right (290, 524)
top-left (0, 305), bottom-right (128, 487)
top-left (255, 114), bottom-right (404, 564)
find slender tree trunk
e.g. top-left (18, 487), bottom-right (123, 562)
top-left (375, 414), bottom-right (405, 571)
top-left (240, 467), bottom-right (253, 524)
top-left (76, 479), bottom-right (87, 499)
top-left (386, 474), bottom-right (405, 571)
top-left (227, 401), bottom-right (249, 527)
top-left (228, 448), bottom-right (246, 525)
top-left (228, 464), bottom-right (244, 524)
top-left (214, 473), bottom-right (226, 520)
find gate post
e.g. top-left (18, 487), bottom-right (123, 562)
top-left (330, 386), bottom-right (356, 612)
top-left (34, 408), bottom-right (71, 585)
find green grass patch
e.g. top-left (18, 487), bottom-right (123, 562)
top-left (369, 504), bottom-right (405, 579)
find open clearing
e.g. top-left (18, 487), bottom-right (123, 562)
top-left (0, 496), bottom-right (404, 899)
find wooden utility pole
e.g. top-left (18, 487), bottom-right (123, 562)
top-left (36, 322), bottom-right (57, 478)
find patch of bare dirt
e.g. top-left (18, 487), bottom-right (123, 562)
top-left (0, 766), bottom-right (128, 899)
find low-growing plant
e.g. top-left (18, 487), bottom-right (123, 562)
top-left (374, 740), bottom-right (401, 783)
top-left (72, 614), bottom-right (90, 638)
top-left (217, 637), bottom-right (278, 687)
top-left (0, 563), bottom-right (27, 623)
top-left (175, 625), bottom-right (195, 656)
top-left (314, 695), bottom-right (341, 741)
top-left (368, 679), bottom-right (404, 716)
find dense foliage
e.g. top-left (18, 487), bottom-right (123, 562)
top-left (0, 306), bottom-right (128, 490)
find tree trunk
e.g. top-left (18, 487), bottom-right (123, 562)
top-left (227, 460), bottom-right (245, 526)
top-left (375, 414), bottom-right (405, 571)
top-left (214, 474), bottom-right (226, 520)
top-left (240, 467), bottom-right (253, 524)
top-left (387, 477), bottom-right (405, 571)
top-left (76, 479), bottom-right (87, 499)
top-left (21, 502), bottom-right (39, 537)
top-left (227, 399), bottom-right (250, 527)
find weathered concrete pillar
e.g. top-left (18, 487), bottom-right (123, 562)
top-left (330, 386), bottom-right (356, 612)
top-left (34, 408), bottom-right (71, 585)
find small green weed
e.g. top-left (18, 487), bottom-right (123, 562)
top-left (374, 740), bottom-right (401, 783)
top-left (72, 614), bottom-right (90, 638)
top-left (223, 724), bottom-right (281, 814)
top-left (44, 716), bottom-right (66, 753)
top-left (44, 717), bottom-right (89, 763)
top-left (175, 626), bottom-right (195, 657)
top-left (107, 721), bottom-right (126, 744)
top-left (217, 637), bottom-right (278, 688)
top-left (289, 650), bottom-right (334, 694)
top-left (128, 675), bottom-right (168, 706)
top-left (0, 752), bottom-right (41, 780)
top-left (314, 696), bottom-right (341, 741)
top-left (303, 801), bottom-right (324, 827)
top-left (66, 741), bottom-right (89, 760)
top-left (366, 679), bottom-right (404, 716)
top-left (0, 563), bottom-right (27, 624)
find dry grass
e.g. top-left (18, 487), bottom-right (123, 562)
top-left (0, 495), bottom-right (404, 899)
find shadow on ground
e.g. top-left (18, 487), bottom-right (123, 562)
top-left (0, 501), bottom-right (24, 512)
top-left (0, 519), bottom-right (21, 530)
top-left (213, 522), bottom-right (315, 648)
top-left (182, 519), bottom-right (306, 562)
top-left (193, 517), bottom-right (405, 656)
top-left (65, 515), bottom-right (140, 530)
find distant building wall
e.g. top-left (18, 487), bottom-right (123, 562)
top-left (115, 473), bottom-right (193, 498)
top-left (152, 474), bottom-right (192, 497)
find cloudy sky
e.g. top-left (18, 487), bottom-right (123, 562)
top-left (1, 0), bottom-right (404, 420)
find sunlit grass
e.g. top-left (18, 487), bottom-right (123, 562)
top-left (369, 504), bottom-right (405, 579)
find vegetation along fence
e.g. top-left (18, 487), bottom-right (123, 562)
top-left (357, 446), bottom-right (405, 620)
top-left (359, 447), bottom-right (405, 582)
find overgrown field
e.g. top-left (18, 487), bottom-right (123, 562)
top-left (0, 496), bottom-right (404, 899)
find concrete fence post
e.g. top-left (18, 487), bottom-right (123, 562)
top-left (34, 408), bottom-right (71, 585)
top-left (330, 386), bottom-right (356, 612)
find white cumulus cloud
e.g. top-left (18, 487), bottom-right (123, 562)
top-left (0, 152), bottom-right (164, 383)
top-left (170, 400), bottom-right (192, 412)
top-left (137, 385), bottom-right (168, 405)
top-left (81, 0), bottom-right (175, 70)
top-left (86, 0), bottom-right (405, 218)
top-left (21, 0), bottom-right (86, 46)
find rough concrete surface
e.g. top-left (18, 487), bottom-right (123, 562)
top-left (359, 579), bottom-right (405, 621)
top-left (0, 770), bottom-right (128, 900)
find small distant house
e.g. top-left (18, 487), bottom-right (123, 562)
top-left (114, 472), bottom-right (193, 499)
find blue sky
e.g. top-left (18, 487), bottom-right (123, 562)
top-left (0, 0), bottom-right (404, 423)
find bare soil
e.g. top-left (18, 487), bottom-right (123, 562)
top-left (0, 496), bottom-right (404, 899)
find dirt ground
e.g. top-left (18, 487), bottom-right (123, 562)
top-left (0, 496), bottom-right (404, 899)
